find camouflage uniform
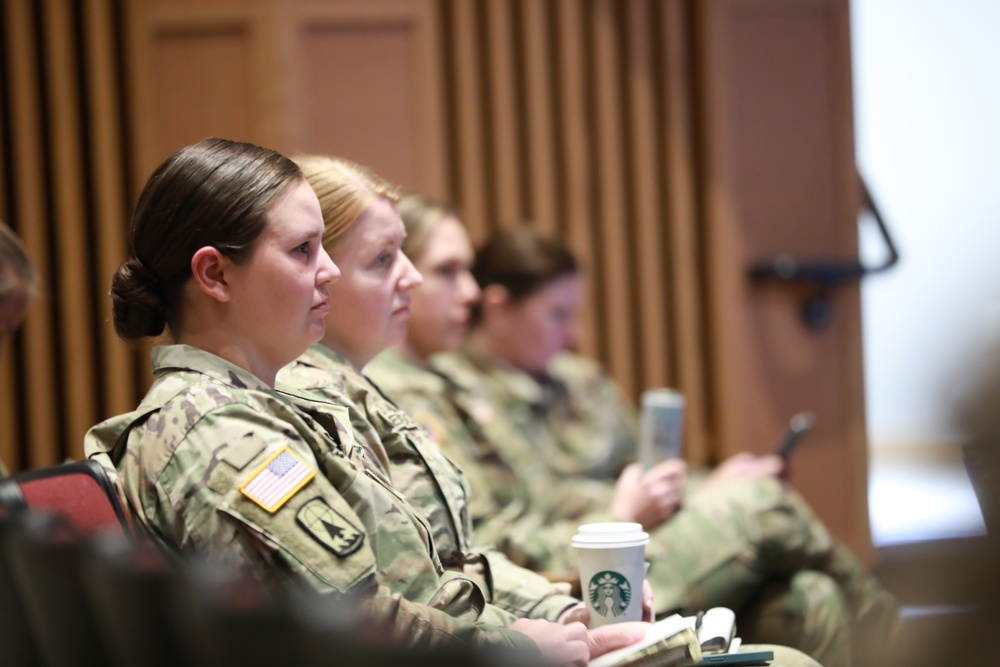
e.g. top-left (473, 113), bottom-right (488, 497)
top-left (373, 346), bottom-right (898, 667)
top-left (84, 344), bottom-right (539, 653)
top-left (279, 344), bottom-right (581, 622)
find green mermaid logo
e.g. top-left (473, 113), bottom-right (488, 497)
top-left (587, 570), bottom-right (631, 618)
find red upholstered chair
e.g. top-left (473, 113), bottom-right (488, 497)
top-left (0, 459), bottom-right (134, 538)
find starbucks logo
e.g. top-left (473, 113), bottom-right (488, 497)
top-left (587, 570), bottom-right (632, 618)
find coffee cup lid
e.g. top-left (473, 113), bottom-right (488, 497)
top-left (572, 522), bottom-right (649, 548)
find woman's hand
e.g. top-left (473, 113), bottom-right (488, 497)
top-left (610, 460), bottom-right (686, 531)
top-left (509, 618), bottom-right (591, 666)
top-left (557, 602), bottom-right (590, 626)
top-left (587, 621), bottom-right (651, 659)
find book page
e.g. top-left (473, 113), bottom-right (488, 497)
top-left (694, 607), bottom-right (736, 652)
top-left (588, 615), bottom-right (691, 667)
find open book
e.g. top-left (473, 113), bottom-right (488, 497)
top-left (588, 608), bottom-right (738, 667)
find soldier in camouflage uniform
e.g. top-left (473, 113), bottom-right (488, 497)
top-left (1, 221), bottom-right (38, 478)
top-left (279, 342), bottom-right (587, 622)
top-left (371, 219), bottom-right (897, 667)
top-left (83, 139), bottom-right (641, 664)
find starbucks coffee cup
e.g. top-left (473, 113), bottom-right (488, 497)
top-left (572, 522), bottom-right (649, 626)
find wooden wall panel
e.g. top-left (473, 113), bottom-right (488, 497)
top-left (4, 0), bottom-right (61, 468)
top-left (285, 0), bottom-right (447, 197)
top-left (658, 0), bottom-right (710, 464)
top-left (1, 0), bottom-right (139, 469)
top-left (127, 1), bottom-right (283, 183)
top-left (694, 0), bottom-right (869, 554)
top-left (43, 0), bottom-right (99, 458)
top-left (84, 0), bottom-right (137, 423)
top-left (445, 0), bottom-right (490, 240)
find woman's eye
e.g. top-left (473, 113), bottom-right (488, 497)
top-left (293, 242), bottom-right (309, 254)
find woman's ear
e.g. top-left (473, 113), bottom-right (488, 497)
top-left (190, 246), bottom-right (231, 303)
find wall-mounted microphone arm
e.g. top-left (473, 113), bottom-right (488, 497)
top-left (747, 174), bottom-right (900, 328)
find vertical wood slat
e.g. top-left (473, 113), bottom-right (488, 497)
top-left (521, 0), bottom-right (558, 236)
top-left (484, 0), bottom-right (521, 226)
top-left (590, 0), bottom-right (635, 395)
top-left (623, 0), bottom-right (670, 394)
top-left (553, 0), bottom-right (597, 359)
top-left (6, 0), bottom-right (59, 468)
top-left (84, 0), bottom-right (136, 434)
top-left (43, 0), bottom-right (99, 455)
top-left (447, 0), bottom-right (489, 242)
top-left (660, 0), bottom-right (709, 462)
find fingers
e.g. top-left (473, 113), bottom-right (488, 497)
top-left (588, 622), bottom-right (651, 658)
top-left (509, 619), bottom-right (591, 666)
top-left (642, 579), bottom-right (655, 623)
top-left (558, 602), bottom-right (591, 626)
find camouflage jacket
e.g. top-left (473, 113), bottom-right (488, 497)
top-left (283, 344), bottom-right (579, 621)
top-left (84, 344), bottom-right (536, 652)
top-left (362, 347), bottom-right (616, 575)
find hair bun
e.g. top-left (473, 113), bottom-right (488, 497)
top-left (110, 255), bottom-right (167, 339)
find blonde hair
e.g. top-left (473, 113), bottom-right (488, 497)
top-left (293, 155), bottom-right (401, 251)
top-left (397, 193), bottom-right (459, 262)
top-left (0, 221), bottom-right (38, 297)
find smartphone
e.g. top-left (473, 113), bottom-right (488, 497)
top-left (695, 650), bottom-right (774, 666)
top-left (774, 411), bottom-right (814, 459)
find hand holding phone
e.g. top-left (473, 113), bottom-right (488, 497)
top-left (774, 411), bottom-right (814, 459)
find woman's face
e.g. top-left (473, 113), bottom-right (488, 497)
top-left (493, 273), bottom-right (583, 374)
top-left (224, 179), bottom-right (339, 373)
top-left (323, 197), bottom-right (423, 369)
top-left (405, 216), bottom-right (480, 360)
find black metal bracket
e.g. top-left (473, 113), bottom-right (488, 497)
top-left (748, 174), bottom-right (899, 329)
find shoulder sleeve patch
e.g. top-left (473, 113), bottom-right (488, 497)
top-left (220, 432), bottom-right (267, 471)
top-left (239, 446), bottom-right (316, 513)
top-left (295, 496), bottom-right (365, 557)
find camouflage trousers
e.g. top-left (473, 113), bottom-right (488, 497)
top-left (645, 477), bottom-right (898, 667)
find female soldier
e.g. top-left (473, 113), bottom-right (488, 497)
top-left (276, 159), bottom-right (602, 627)
top-left (370, 219), bottom-right (897, 667)
top-left (83, 138), bottom-right (616, 664)
top-left (1, 221), bottom-right (37, 477)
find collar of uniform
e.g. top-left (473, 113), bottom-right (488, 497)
top-left (369, 347), bottom-right (446, 396)
top-left (279, 344), bottom-right (350, 394)
top-left (300, 342), bottom-right (352, 372)
top-left (150, 344), bottom-right (272, 392)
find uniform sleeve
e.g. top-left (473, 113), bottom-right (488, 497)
top-left (474, 546), bottom-right (581, 621)
top-left (128, 404), bottom-right (540, 652)
top-left (361, 583), bottom-right (542, 653)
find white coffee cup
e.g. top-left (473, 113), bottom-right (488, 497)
top-left (572, 522), bottom-right (649, 626)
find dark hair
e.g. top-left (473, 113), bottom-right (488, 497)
top-left (471, 226), bottom-right (578, 321)
top-left (111, 138), bottom-right (303, 340)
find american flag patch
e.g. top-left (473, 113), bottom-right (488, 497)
top-left (240, 447), bottom-right (316, 513)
